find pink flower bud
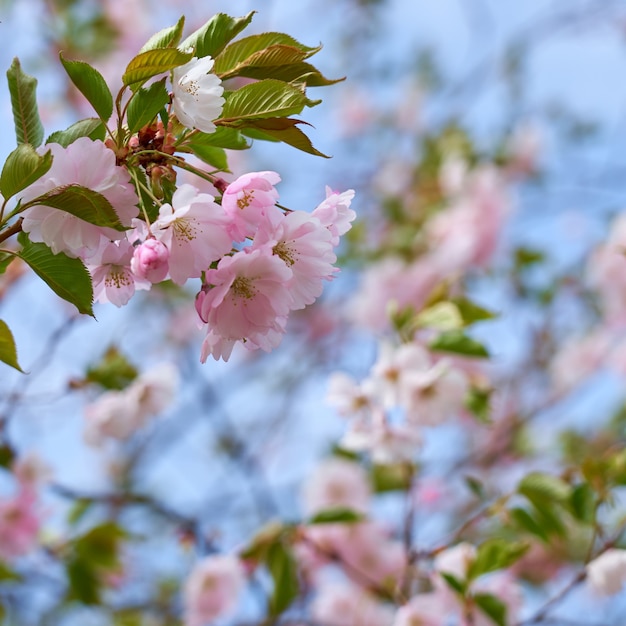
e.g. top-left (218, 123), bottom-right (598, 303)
top-left (131, 239), bottom-right (170, 283)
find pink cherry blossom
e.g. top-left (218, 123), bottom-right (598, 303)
top-left (18, 138), bottom-right (138, 258)
top-left (252, 210), bottom-right (337, 310)
top-left (311, 583), bottom-right (394, 626)
top-left (221, 171), bottom-right (283, 241)
top-left (152, 184), bottom-right (232, 285)
top-left (311, 187), bottom-right (356, 246)
top-left (196, 247), bottom-right (293, 362)
top-left (88, 239), bottom-right (146, 307)
top-left (131, 238), bottom-right (170, 283)
top-left (183, 554), bottom-right (245, 626)
top-left (393, 593), bottom-right (447, 626)
top-left (0, 488), bottom-right (40, 560)
top-left (301, 457), bottom-right (371, 516)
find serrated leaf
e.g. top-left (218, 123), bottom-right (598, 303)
top-left (139, 16), bottom-right (185, 53)
top-left (17, 232), bottom-right (94, 316)
top-left (180, 12), bottom-right (256, 60)
top-left (122, 48), bottom-right (194, 88)
top-left (219, 80), bottom-right (310, 124)
top-left (467, 539), bottom-right (529, 581)
top-left (214, 32), bottom-right (320, 77)
top-left (126, 79), bottom-right (169, 133)
top-left (308, 507), bottom-right (365, 524)
top-left (186, 127), bottom-right (250, 150)
top-left (474, 593), bottom-right (507, 626)
top-left (241, 118), bottom-right (330, 157)
top-left (6, 58), bottom-right (44, 147)
top-left (0, 143), bottom-right (52, 200)
top-left (266, 541), bottom-right (299, 616)
top-left (23, 184), bottom-right (125, 231)
top-left (59, 54), bottom-right (113, 121)
top-left (0, 319), bottom-right (23, 372)
top-left (46, 118), bottom-right (105, 147)
top-left (218, 44), bottom-right (309, 80)
top-left (187, 144), bottom-right (229, 171)
top-left (429, 329), bottom-right (490, 358)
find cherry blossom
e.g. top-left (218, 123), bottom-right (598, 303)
top-left (152, 184), bottom-right (232, 285)
top-left (586, 548), bottom-right (626, 595)
top-left (18, 138), bottom-right (138, 258)
top-left (183, 554), bottom-right (245, 626)
top-left (130, 238), bottom-right (170, 283)
top-left (172, 56), bottom-right (224, 134)
top-left (0, 488), bottom-right (40, 560)
top-left (311, 187), bottom-right (356, 246)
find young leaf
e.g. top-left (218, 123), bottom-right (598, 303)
top-left (85, 345), bottom-right (138, 391)
top-left (452, 297), bottom-right (497, 324)
top-left (518, 472), bottom-right (571, 505)
top-left (214, 32), bottom-right (320, 76)
top-left (46, 118), bottom-right (105, 147)
top-left (0, 319), bottom-right (24, 372)
top-left (23, 184), bottom-right (126, 231)
top-left (415, 301), bottom-right (464, 331)
top-left (122, 48), bottom-right (194, 88)
top-left (509, 507), bottom-right (549, 542)
top-left (465, 386), bottom-right (492, 424)
top-left (266, 541), bottom-right (299, 616)
top-left (473, 593), bottom-right (507, 626)
top-left (180, 12), bottom-right (256, 60)
top-left (569, 482), bottom-right (595, 524)
top-left (59, 54), bottom-right (113, 121)
top-left (308, 507), bottom-right (365, 524)
top-left (126, 79), bottom-right (169, 134)
top-left (429, 329), bottom-right (490, 358)
top-left (218, 80), bottom-right (310, 123)
top-left (440, 572), bottom-right (467, 596)
top-left (17, 232), bottom-right (94, 316)
top-left (139, 16), bottom-right (185, 53)
top-left (241, 118), bottom-right (330, 157)
top-left (6, 57), bottom-right (44, 147)
top-left (0, 143), bottom-right (52, 200)
top-left (467, 539), bottom-right (529, 581)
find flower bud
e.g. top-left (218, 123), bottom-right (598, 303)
top-left (131, 239), bottom-right (170, 283)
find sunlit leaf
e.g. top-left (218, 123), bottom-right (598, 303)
top-left (60, 54), bottom-right (113, 121)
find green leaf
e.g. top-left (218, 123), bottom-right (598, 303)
top-left (23, 184), bottom-right (126, 231)
top-left (0, 253), bottom-right (13, 275)
top-left (6, 57), bottom-right (44, 147)
top-left (17, 232), bottom-right (94, 316)
top-left (241, 118), bottom-right (330, 157)
top-left (467, 539), bottom-right (529, 580)
top-left (509, 507), bottom-right (549, 542)
top-left (473, 593), bottom-right (507, 626)
top-left (308, 507), bottom-right (365, 524)
top-left (465, 386), bottom-right (492, 423)
top-left (180, 12), bottom-right (256, 60)
top-left (0, 443), bottom-right (16, 469)
top-left (127, 165), bottom-right (159, 222)
top-left (239, 521), bottom-right (284, 562)
top-left (266, 541), bottom-right (299, 616)
top-left (68, 499), bottom-right (93, 526)
top-left (440, 572), bottom-right (467, 596)
top-left (139, 16), bottom-right (185, 53)
top-left (416, 301), bottom-right (464, 331)
top-left (46, 118), bottom-right (105, 147)
top-left (75, 522), bottom-right (125, 569)
top-left (452, 297), bottom-right (497, 324)
top-left (85, 346), bottom-right (138, 390)
top-left (59, 54), bottom-right (113, 121)
top-left (66, 556), bottom-right (100, 604)
top-left (429, 329), bottom-right (490, 358)
top-left (214, 32), bottom-right (320, 77)
top-left (0, 143), bottom-right (53, 200)
top-left (0, 561), bottom-right (21, 582)
top-left (371, 462), bottom-right (414, 493)
top-left (122, 48), bottom-right (194, 88)
top-left (188, 144), bottom-right (229, 171)
top-left (185, 127), bottom-right (250, 150)
top-left (0, 319), bottom-right (23, 372)
top-left (518, 472), bottom-right (571, 505)
top-left (569, 482), bottom-right (595, 524)
top-left (126, 79), bottom-right (170, 134)
top-left (219, 80), bottom-right (312, 124)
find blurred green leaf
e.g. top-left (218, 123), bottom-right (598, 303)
top-left (0, 319), bottom-right (23, 372)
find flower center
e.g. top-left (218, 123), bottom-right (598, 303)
top-left (232, 276), bottom-right (256, 300)
top-left (237, 190), bottom-right (254, 210)
top-left (173, 218), bottom-right (198, 243)
top-left (183, 79), bottom-right (200, 98)
top-left (105, 268), bottom-right (133, 289)
top-left (272, 241), bottom-right (297, 266)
